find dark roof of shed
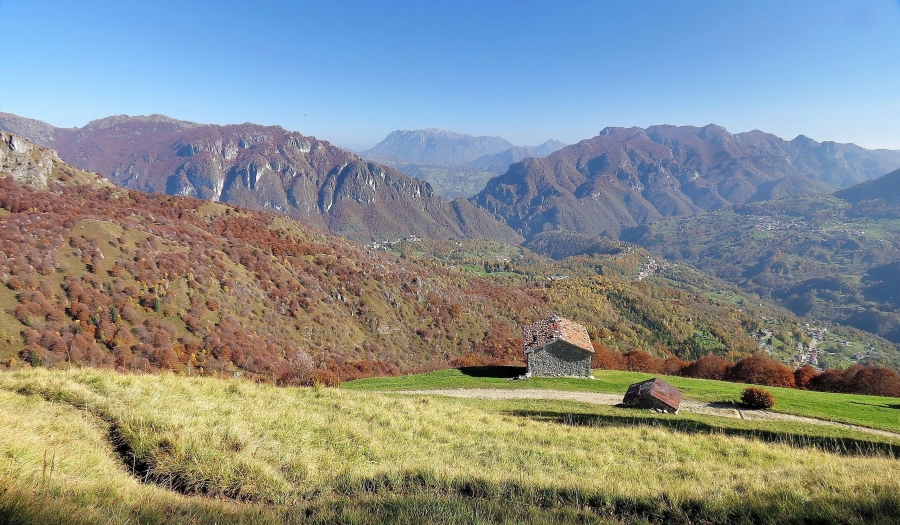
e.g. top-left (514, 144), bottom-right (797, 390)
top-left (622, 378), bottom-right (683, 410)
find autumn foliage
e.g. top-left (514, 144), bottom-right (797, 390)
top-left (0, 177), bottom-right (548, 382)
top-left (681, 354), bottom-right (732, 381)
top-left (808, 365), bottom-right (900, 397)
top-left (741, 387), bottom-right (776, 409)
top-left (725, 354), bottom-right (796, 388)
top-left (3, 174), bottom-right (900, 397)
top-left (588, 346), bottom-right (900, 398)
top-left (793, 365), bottom-right (818, 390)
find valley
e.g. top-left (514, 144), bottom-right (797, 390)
top-left (627, 183), bottom-right (900, 350)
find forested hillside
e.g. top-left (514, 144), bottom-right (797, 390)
top-left (1, 134), bottom-right (849, 381)
top-left (628, 189), bottom-right (900, 348)
top-left (4, 132), bottom-right (900, 383)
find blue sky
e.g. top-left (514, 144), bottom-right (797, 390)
top-left (1, 0), bottom-right (898, 149)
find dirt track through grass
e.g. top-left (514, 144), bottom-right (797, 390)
top-left (398, 388), bottom-right (900, 439)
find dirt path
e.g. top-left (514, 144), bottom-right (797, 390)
top-left (398, 388), bottom-right (900, 440)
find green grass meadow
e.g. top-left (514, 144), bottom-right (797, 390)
top-left (347, 368), bottom-right (900, 434)
top-left (1, 367), bottom-right (900, 524)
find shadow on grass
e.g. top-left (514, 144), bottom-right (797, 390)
top-left (5, 468), bottom-right (900, 524)
top-left (291, 470), bottom-right (900, 525)
top-left (456, 365), bottom-right (525, 378)
top-left (708, 401), bottom-right (742, 410)
top-left (849, 401), bottom-right (900, 411)
top-left (506, 409), bottom-right (900, 458)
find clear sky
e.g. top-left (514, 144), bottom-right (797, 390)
top-left (1, 0), bottom-right (898, 150)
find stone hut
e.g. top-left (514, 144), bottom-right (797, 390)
top-left (621, 378), bottom-right (682, 413)
top-left (523, 315), bottom-right (594, 378)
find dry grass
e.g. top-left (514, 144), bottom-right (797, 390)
top-left (1, 367), bottom-right (900, 524)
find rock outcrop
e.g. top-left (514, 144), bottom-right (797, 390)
top-left (0, 131), bottom-right (54, 189)
top-left (0, 131), bottom-right (112, 190)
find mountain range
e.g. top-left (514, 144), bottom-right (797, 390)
top-left (362, 128), bottom-right (516, 165)
top-left (474, 124), bottom-right (900, 239)
top-left (4, 110), bottom-right (900, 249)
top-left (360, 129), bottom-right (566, 198)
top-left (0, 112), bottom-right (519, 244)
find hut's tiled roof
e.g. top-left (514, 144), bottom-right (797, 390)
top-left (523, 315), bottom-right (594, 354)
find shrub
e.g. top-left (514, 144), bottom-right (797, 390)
top-left (662, 356), bottom-right (688, 376)
top-left (810, 368), bottom-right (848, 393)
top-left (682, 354), bottom-right (731, 380)
top-left (307, 369), bottom-right (341, 387)
top-left (794, 364), bottom-right (818, 390)
top-left (591, 342), bottom-right (625, 370)
top-left (624, 349), bottom-right (659, 373)
top-left (741, 387), bottom-right (776, 409)
top-left (7, 276), bottom-right (24, 290)
top-left (847, 366), bottom-right (900, 397)
top-left (726, 354), bottom-right (796, 388)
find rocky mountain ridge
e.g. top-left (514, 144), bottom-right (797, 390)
top-left (474, 124), bottom-right (900, 239)
top-left (0, 112), bottom-right (520, 244)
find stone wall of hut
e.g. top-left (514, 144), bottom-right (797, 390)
top-left (527, 341), bottom-right (592, 378)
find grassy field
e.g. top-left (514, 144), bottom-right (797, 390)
top-left (345, 368), bottom-right (900, 433)
top-left (2, 367), bottom-right (900, 524)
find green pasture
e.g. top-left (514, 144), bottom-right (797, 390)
top-left (345, 368), bottom-right (900, 433)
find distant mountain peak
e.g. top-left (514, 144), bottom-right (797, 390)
top-left (598, 126), bottom-right (638, 136)
top-left (790, 134), bottom-right (819, 148)
top-left (467, 141), bottom-right (568, 176)
top-left (82, 114), bottom-right (201, 131)
top-left (364, 128), bottom-right (515, 165)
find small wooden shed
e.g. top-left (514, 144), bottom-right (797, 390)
top-left (622, 378), bottom-right (683, 413)
top-left (523, 315), bottom-right (594, 378)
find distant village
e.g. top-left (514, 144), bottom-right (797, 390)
top-left (758, 322), bottom-right (881, 371)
